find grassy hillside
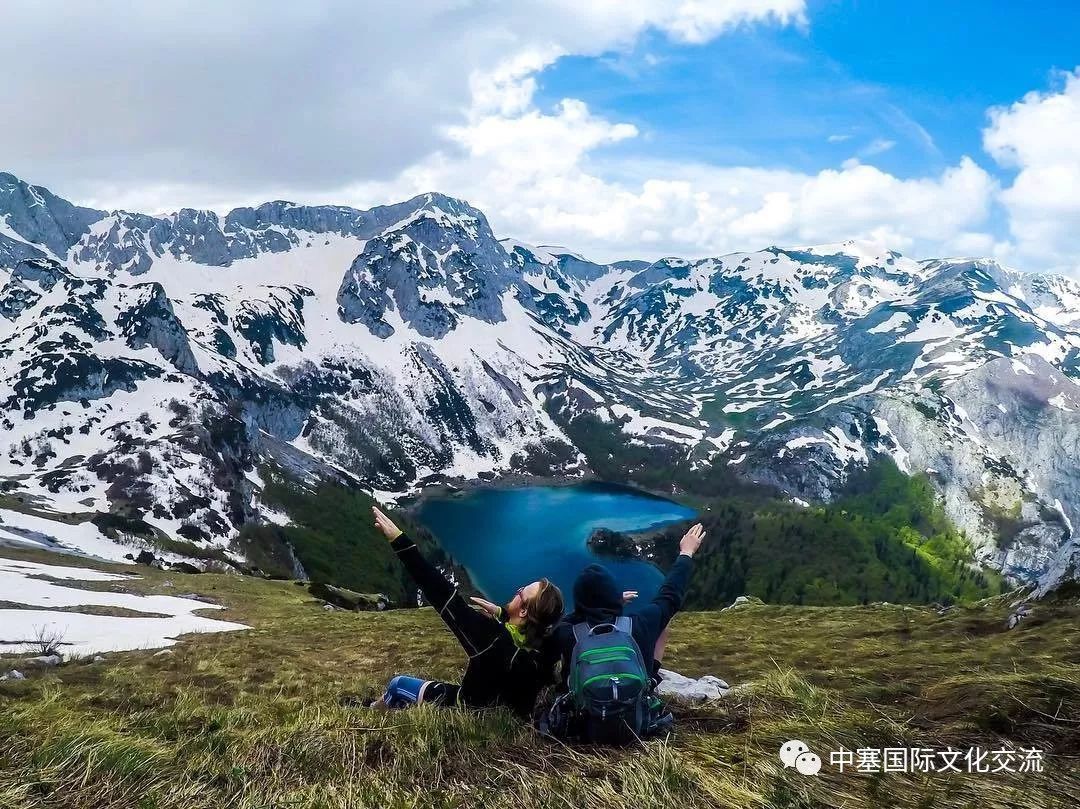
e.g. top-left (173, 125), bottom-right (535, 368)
top-left (596, 458), bottom-right (1005, 608)
top-left (1, 545), bottom-right (1076, 809)
top-left (240, 465), bottom-right (471, 604)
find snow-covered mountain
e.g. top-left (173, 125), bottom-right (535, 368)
top-left (1, 171), bottom-right (1078, 592)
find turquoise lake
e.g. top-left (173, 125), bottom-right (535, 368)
top-left (415, 483), bottom-right (696, 605)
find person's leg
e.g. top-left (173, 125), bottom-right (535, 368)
top-left (649, 625), bottom-right (672, 688)
top-left (653, 625), bottom-right (671, 665)
top-left (381, 675), bottom-right (427, 708)
top-left (645, 625), bottom-right (676, 737)
top-left (380, 675), bottom-right (460, 709)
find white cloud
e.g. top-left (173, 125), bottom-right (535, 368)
top-left (984, 69), bottom-right (1080, 274)
top-left (10, 0), bottom-right (1056, 272)
top-left (0, 0), bottom-right (806, 210)
top-left (648, 0), bottom-right (806, 43)
top-left (861, 138), bottom-right (896, 156)
top-left (349, 71), bottom-right (997, 262)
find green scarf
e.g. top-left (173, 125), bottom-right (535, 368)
top-left (495, 606), bottom-right (529, 648)
top-left (505, 620), bottom-right (528, 649)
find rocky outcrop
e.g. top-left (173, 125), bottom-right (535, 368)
top-left (116, 283), bottom-right (199, 375)
top-left (655, 669), bottom-right (731, 702)
top-left (865, 356), bottom-right (1077, 582)
top-left (0, 172), bottom-right (104, 261)
top-left (337, 195), bottom-right (524, 339)
top-left (308, 582), bottom-right (391, 611)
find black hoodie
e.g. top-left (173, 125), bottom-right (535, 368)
top-left (390, 533), bottom-right (554, 717)
top-left (546, 555), bottom-right (694, 692)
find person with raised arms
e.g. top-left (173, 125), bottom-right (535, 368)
top-left (370, 506), bottom-right (565, 718)
top-left (543, 522), bottom-right (707, 744)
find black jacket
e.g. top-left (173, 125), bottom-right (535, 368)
top-left (391, 533), bottom-right (552, 717)
top-left (547, 556), bottom-right (693, 692)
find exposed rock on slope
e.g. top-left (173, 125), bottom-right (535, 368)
top-left (1, 172), bottom-right (1077, 593)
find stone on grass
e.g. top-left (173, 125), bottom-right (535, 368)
top-left (655, 668), bottom-right (730, 702)
top-left (1006, 604), bottom-right (1032, 630)
top-left (2, 670), bottom-right (26, 681)
top-left (176, 593), bottom-right (218, 604)
top-left (308, 582), bottom-right (391, 612)
top-left (26, 654), bottom-right (62, 668)
top-left (721, 595), bottom-right (764, 612)
top-left (153, 649), bottom-right (174, 658)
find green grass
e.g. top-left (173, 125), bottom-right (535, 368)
top-left (1, 546), bottom-right (1077, 809)
top-left (624, 458), bottom-right (1005, 609)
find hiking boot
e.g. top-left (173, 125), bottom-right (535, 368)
top-left (648, 710), bottom-right (676, 738)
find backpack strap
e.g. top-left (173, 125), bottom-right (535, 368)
top-left (574, 617), bottom-right (632, 642)
top-left (572, 622), bottom-right (590, 644)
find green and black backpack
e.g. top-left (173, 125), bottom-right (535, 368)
top-left (567, 617), bottom-right (649, 745)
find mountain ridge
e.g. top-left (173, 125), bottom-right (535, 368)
top-left (1, 171), bottom-right (1078, 594)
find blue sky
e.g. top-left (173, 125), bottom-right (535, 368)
top-left (536, 0), bottom-right (1080, 184)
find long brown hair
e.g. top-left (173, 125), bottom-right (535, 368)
top-left (522, 578), bottom-right (564, 649)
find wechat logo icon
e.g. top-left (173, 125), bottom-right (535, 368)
top-left (780, 740), bottom-right (822, 775)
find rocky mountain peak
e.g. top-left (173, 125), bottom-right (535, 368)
top-left (0, 171), bottom-right (1077, 596)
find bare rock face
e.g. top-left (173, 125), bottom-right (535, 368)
top-left (337, 194), bottom-right (524, 338)
top-left (25, 654), bottom-right (62, 668)
top-left (865, 356), bottom-right (1077, 587)
top-left (115, 283), bottom-right (199, 375)
top-left (2, 171), bottom-right (1079, 595)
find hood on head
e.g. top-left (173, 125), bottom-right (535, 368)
top-left (572, 563), bottom-right (622, 619)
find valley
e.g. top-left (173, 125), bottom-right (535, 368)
top-left (1, 170), bottom-right (1078, 807)
top-left (1, 171), bottom-right (1078, 599)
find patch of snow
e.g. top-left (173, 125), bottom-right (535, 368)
top-left (1048, 394), bottom-right (1074, 411)
top-left (0, 509), bottom-right (128, 561)
top-left (867, 312), bottom-right (912, 334)
top-left (0, 557), bottom-right (247, 655)
top-left (1054, 499), bottom-right (1074, 538)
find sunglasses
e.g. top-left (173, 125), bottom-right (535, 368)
top-left (514, 579), bottom-right (549, 604)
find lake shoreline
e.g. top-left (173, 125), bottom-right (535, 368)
top-left (408, 480), bottom-right (697, 602)
top-left (401, 470), bottom-right (688, 517)
top-left (402, 474), bottom-right (696, 577)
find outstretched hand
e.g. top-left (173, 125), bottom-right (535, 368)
top-left (469, 596), bottom-right (500, 618)
top-left (679, 523), bottom-right (706, 557)
top-left (372, 506), bottom-right (403, 541)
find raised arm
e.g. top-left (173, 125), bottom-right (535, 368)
top-left (373, 506), bottom-right (502, 656)
top-left (632, 523), bottom-right (705, 635)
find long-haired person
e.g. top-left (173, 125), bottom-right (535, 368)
top-left (371, 506), bottom-right (565, 718)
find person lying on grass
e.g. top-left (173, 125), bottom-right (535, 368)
top-left (371, 505), bottom-right (565, 718)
